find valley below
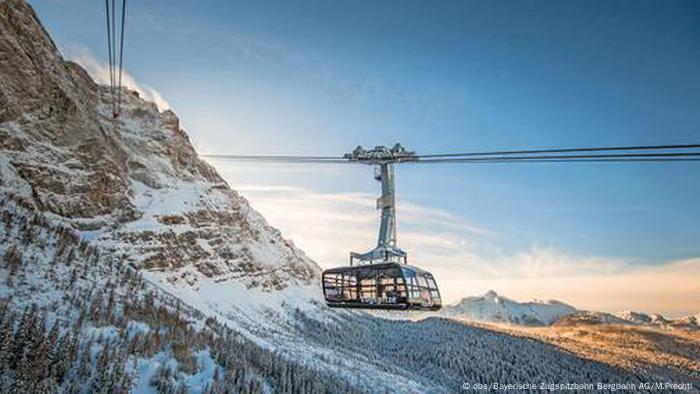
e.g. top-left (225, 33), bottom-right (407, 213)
top-left (478, 319), bottom-right (700, 386)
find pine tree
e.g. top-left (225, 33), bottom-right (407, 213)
top-left (44, 320), bottom-right (60, 377)
top-left (0, 312), bottom-right (14, 376)
top-left (4, 245), bottom-right (23, 279)
top-left (47, 320), bottom-right (60, 349)
top-left (92, 346), bottom-right (112, 393)
top-left (52, 333), bottom-right (73, 384)
top-left (35, 377), bottom-right (59, 394)
top-left (8, 368), bottom-right (29, 394)
top-left (69, 266), bottom-right (78, 287)
top-left (77, 338), bottom-right (93, 381)
top-left (11, 304), bottom-right (37, 370)
top-left (106, 285), bottom-right (116, 325)
top-left (119, 369), bottom-right (133, 394)
top-left (11, 339), bottom-right (33, 393)
top-left (20, 313), bottom-right (50, 391)
top-left (90, 290), bottom-right (104, 325)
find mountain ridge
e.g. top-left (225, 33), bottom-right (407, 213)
top-left (443, 290), bottom-right (699, 330)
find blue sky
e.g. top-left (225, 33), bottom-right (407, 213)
top-left (31, 0), bottom-right (700, 314)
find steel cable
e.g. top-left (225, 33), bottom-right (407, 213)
top-left (104, 0), bottom-right (127, 119)
top-left (202, 144), bottom-right (700, 165)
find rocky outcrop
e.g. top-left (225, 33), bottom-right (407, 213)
top-left (0, 0), bottom-right (95, 122)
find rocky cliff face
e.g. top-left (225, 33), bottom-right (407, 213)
top-left (0, 0), bottom-right (319, 291)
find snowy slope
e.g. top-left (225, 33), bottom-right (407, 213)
top-left (441, 290), bottom-right (578, 326)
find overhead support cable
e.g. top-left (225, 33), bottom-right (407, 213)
top-left (202, 155), bottom-right (350, 164)
top-left (104, 0), bottom-right (114, 114)
top-left (407, 158), bottom-right (700, 164)
top-left (203, 155), bottom-right (345, 161)
top-left (416, 143), bottom-right (700, 159)
top-left (104, 0), bottom-right (127, 119)
top-left (414, 152), bottom-right (700, 163)
top-left (117, 0), bottom-right (127, 116)
top-left (202, 144), bottom-right (700, 165)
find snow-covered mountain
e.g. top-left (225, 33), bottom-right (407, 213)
top-left (442, 291), bottom-right (699, 331)
top-left (1, 0), bottom-right (320, 294)
top-left (615, 310), bottom-right (653, 325)
top-left (441, 290), bottom-right (578, 326)
top-left (550, 310), bottom-right (700, 331)
top-left (614, 311), bottom-right (699, 330)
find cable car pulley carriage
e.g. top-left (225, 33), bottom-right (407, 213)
top-left (203, 143), bottom-right (700, 311)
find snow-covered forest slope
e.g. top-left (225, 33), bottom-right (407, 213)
top-left (1, 0), bottom-right (697, 392)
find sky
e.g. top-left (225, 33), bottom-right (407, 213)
top-left (30, 0), bottom-right (700, 316)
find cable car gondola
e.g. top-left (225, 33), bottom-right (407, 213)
top-left (322, 262), bottom-right (441, 310)
top-left (320, 145), bottom-right (442, 311)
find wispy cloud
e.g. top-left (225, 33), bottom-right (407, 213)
top-left (61, 44), bottom-right (171, 111)
top-left (231, 181), bottom-right (700, 317)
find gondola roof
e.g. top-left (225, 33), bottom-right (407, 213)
top-left (323, 262), bottom-right (433, 275)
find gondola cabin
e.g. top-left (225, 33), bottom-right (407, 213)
top-left (322, 263), bottom-right (442, 310)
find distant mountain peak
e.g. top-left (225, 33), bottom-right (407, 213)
top-left (483, 290), bottom-right (499, 300)
top-left (554, 310), bottom-right (699, 330)
top-left (650, 314), bottom-right (668, 324)
top-left (443, 291), bottom-right (578, 326)
top-left (615, 310), bottom-right (653, 324)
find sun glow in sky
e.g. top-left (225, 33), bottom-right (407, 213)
top-left (30, 0), bottom-right (700, 316)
